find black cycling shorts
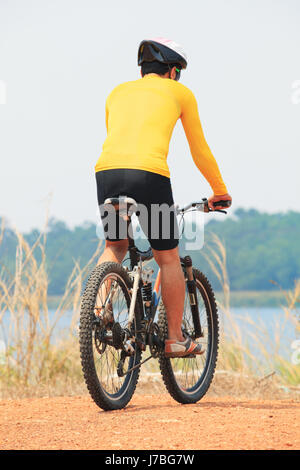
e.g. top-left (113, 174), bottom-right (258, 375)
top-left (96, 169), bottom-right (179, 251)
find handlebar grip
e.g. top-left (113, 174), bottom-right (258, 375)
top-left (212, 200), bottom-right (232, 208)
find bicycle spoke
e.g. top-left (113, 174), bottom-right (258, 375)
top-left (91, 273), bottom-right (138, 396)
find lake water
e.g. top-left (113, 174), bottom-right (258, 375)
top-left (1, 307), bottom-right (298, 361)
top-left (220, 307), bottom-right (299, 363)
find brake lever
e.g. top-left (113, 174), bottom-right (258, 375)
top-left (211, 209), bottom-right (227, 214)
top-left (201, 198), bottom-right (227, 214)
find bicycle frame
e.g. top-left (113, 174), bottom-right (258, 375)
top-left (122, 197), bottom-right (228, 340)
top-left (126, 244), bottom-right (191, 337)
top-left (127, 264), bottom-right (161, 326)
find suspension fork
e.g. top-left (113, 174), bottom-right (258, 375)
top-left (184, 256), bottom-right (203, 338)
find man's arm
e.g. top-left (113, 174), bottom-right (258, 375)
top-left (180, 88), bottom-right (231, 209)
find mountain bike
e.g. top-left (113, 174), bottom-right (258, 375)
top-left (79, 197), bottom-right (230, 410)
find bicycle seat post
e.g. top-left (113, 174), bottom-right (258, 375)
top-left (122, 198), bottom-right (138, 270)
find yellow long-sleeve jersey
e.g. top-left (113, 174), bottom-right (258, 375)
top-left (95, 74), bottom-right (228, 195)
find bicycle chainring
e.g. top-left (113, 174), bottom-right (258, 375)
top-left (149, 322), bottom-right (164, 358)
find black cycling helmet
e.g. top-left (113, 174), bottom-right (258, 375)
top-left (138, 37), bottom-right (188, 70)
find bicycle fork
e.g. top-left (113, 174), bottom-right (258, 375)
top-left (184, 256), bottom-right (203, 338)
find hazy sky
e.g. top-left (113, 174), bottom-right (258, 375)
top-left (0, 0), bottom-right (300, 231)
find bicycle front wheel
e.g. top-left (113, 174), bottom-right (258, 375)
top-left (79, 262), bottom-right (142, 411)
top-left (158, 268), bottom-right (219, 404)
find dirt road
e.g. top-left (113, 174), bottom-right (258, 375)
top-left (1, 394), bottom-right (299, 450)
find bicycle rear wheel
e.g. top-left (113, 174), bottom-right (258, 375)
top-left (158, 268), bottom-right (219, 404)
top-left (79, 262), bottom-right (142, 410)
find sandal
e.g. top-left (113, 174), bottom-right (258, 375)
top-left (165, 337), bottom-right (204, 358)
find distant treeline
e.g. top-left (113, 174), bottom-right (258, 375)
top-left (1, 208), bottom-right (300, 295)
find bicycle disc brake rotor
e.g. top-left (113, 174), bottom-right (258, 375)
top-left (94, 325), bottom-right (107, 354)
top-left (111, 322), bottom-right (125, 349)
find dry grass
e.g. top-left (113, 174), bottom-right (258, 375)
top-left (201, 233), bottom-right (300, 395)
top-left (0, 218), bottom-right (101, 398)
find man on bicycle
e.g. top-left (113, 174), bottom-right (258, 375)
top-left (95, 37), bottom-right (232, 358)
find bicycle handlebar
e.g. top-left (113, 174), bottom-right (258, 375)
top-left (176, 198), bottom-right (231, 215)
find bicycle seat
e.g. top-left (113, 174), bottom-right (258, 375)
top-left (103, 196), bottom-right (138, 215)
